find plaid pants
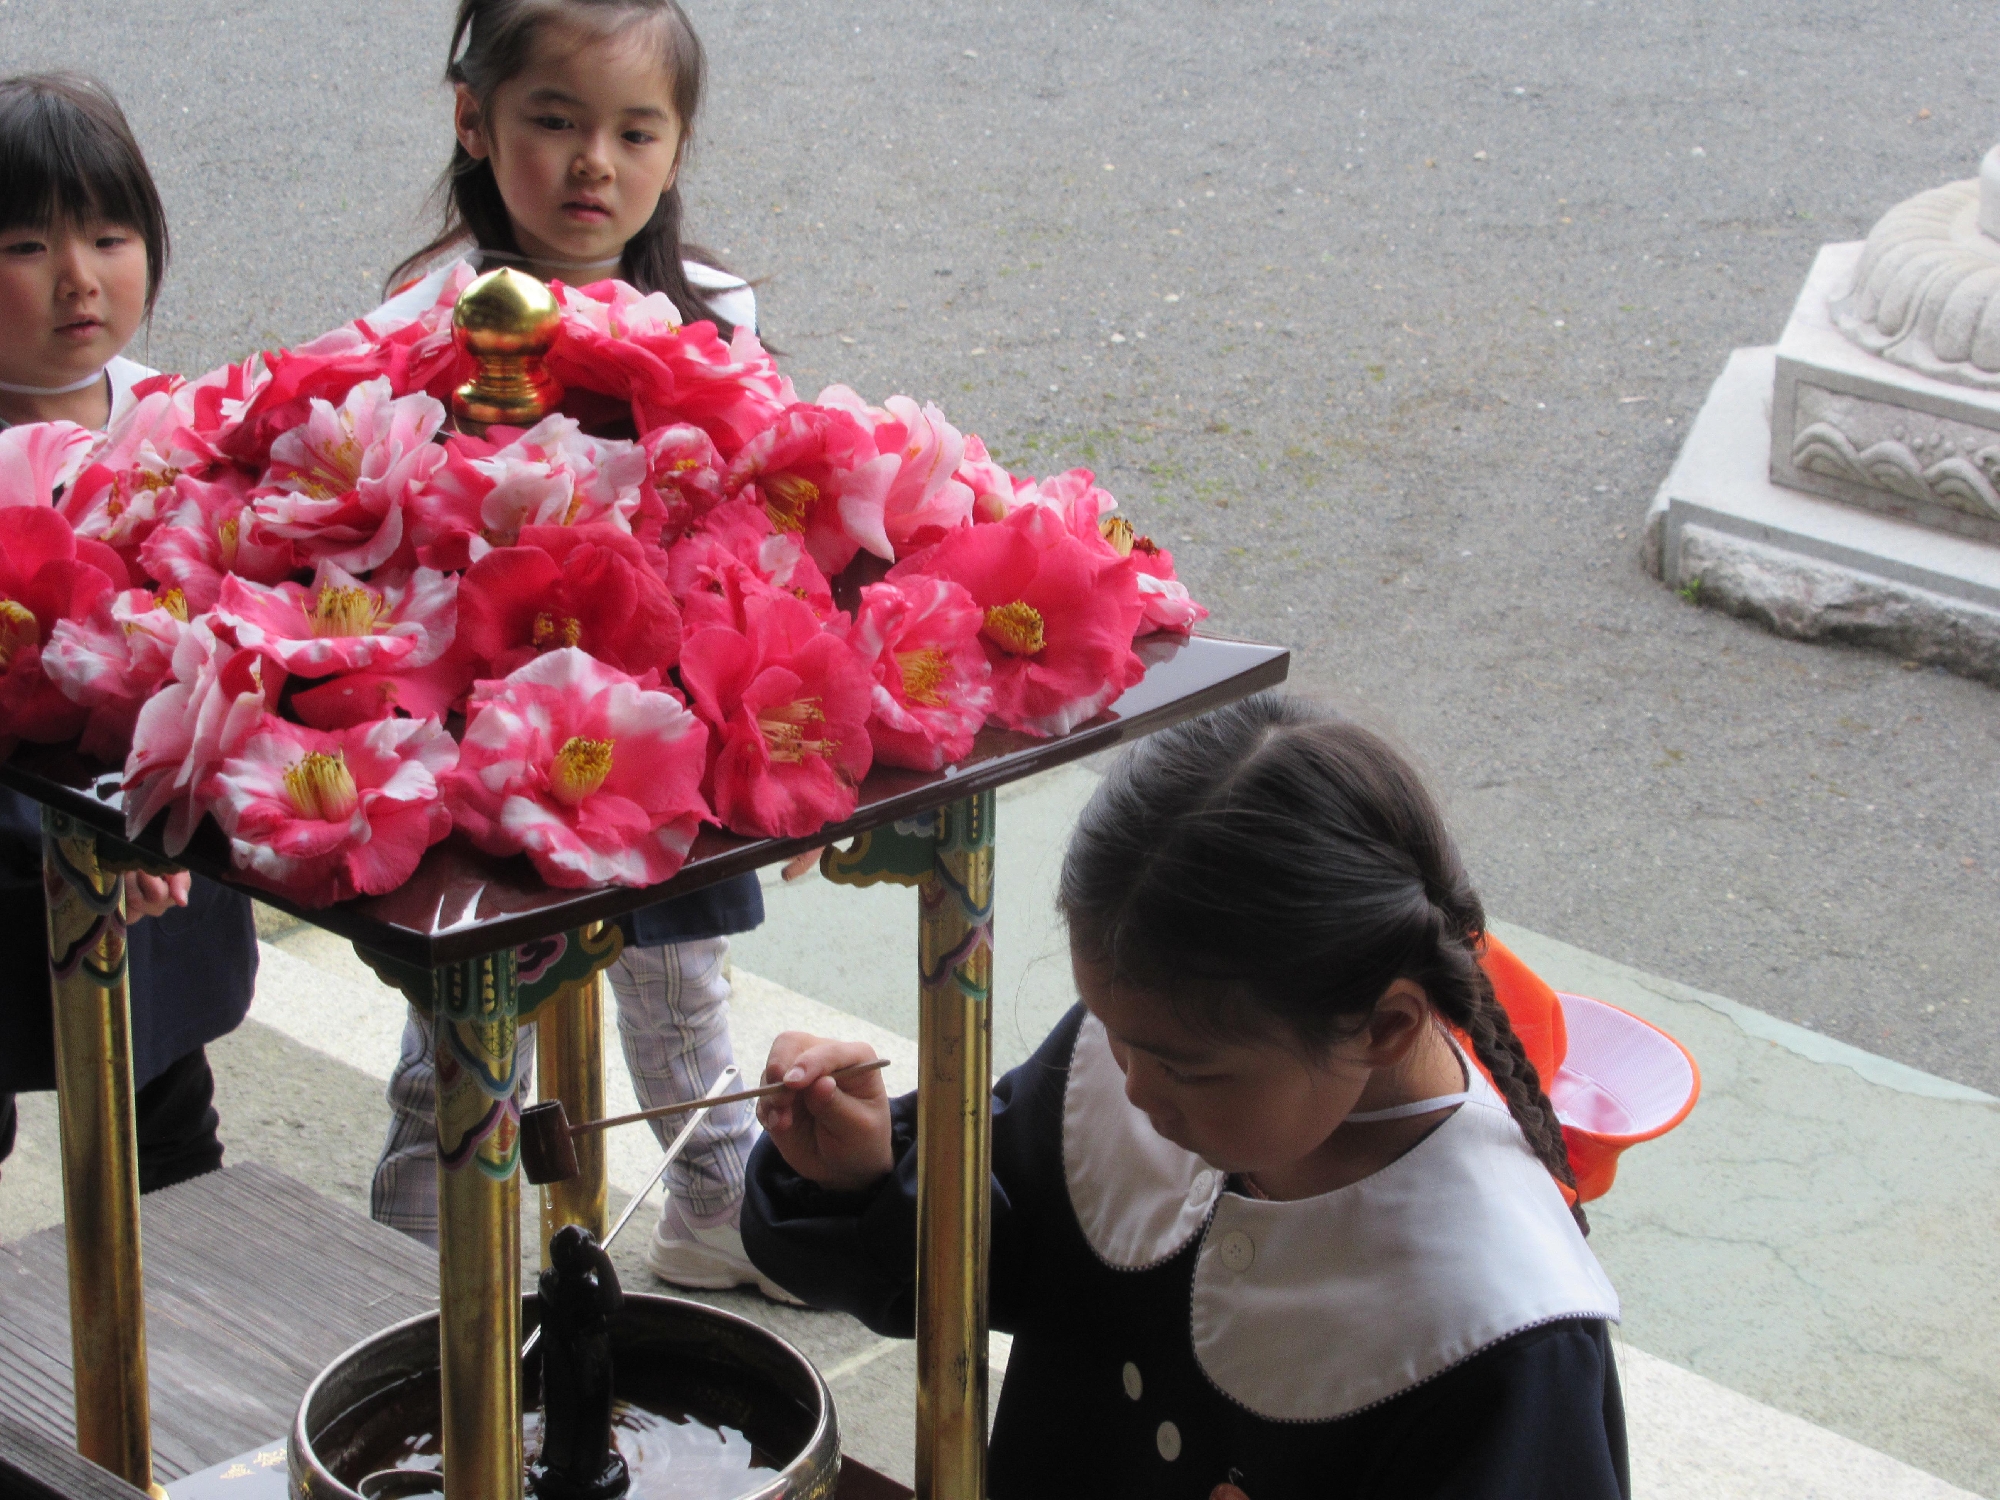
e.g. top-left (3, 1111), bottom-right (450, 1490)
top-left (369, 937), bottom-right (755, 1245)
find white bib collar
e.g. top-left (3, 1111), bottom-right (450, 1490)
top-left (1061, 1013), bottom-right (1620, 1422)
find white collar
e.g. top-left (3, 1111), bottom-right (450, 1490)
top-left (1061, 1013), bottom-right (1620, 1422)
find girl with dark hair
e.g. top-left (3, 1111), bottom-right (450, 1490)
top-left (743, 695), bottom-right (1631, 1498)
top-left (381, 0), bottom-right (748, 335)
top-left (365, 0), bottom-right (790, 1305)
top-left (0, 72), bottom-right (258, 1194)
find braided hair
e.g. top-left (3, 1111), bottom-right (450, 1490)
top-left (1058, 693), bottom-right (1586, 1232)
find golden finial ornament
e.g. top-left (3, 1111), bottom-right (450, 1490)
top-left (450, 266), bottom-right (564, 430)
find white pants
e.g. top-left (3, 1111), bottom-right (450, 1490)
top-left (369, 937), bottom-right (756, 1245)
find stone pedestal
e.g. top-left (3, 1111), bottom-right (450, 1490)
top-left (1646, 150), bottom-right (2000, 683)
top-left (1643, 346), bottom-right (2000, 683)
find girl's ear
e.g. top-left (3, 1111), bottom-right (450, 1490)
top-left (1356, 979), bottom-right (1432, 1068)
top-left (454, 84), bottom-right (492, 161)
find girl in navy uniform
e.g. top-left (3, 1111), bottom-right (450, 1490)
top-left (743, 695), bottom-right (1630, 1498)
top-left (0, 73), bottom-right (257, 1191)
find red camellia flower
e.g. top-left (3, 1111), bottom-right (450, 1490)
top-left (888, 509), bottom-right (1144, 737)
top-left (209, 715), bottom-right (458, 906)
top-left (552, 281), bottom-right (796, 459)
top-left (664, 498), bottom-right (834, 633)
top-left (724, 404), bottom-right (898, 576)
top-left (849, 577), bottom-right (994, 771)
top-left (457, 523), bottom-right (681, 680)
top-left (679, 592), bottom-right (875, 839)
top-left (639, 422), bottom-right (727, 541)
top-left (442, 648), bottom-right (711, 889)
top-left (0, 506), bottom-right (127, 754)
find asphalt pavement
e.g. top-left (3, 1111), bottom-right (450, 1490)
top-left (5, 0), bottom-right (1998, 1090)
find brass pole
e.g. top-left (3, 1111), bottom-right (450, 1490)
top-left (40, 811), bottom-right (160, 1498)
top-left (537, 955), bottom-right (608, 1264)
top-left (912, 792), bottom-right (995, 1500)
top-left (435, 949), bottom-right (523, 1500)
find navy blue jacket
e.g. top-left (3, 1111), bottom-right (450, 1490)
top-left (0, 789), bottom-right (257, 1093)
top-left (744, 1007), bottom-right (1630, 1500)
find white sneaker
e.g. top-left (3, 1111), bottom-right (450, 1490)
top-left (644, 1195), bottom-right (806, 1306)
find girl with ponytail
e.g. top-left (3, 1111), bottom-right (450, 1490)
top-left (744, 694), bottom-right (1630, 1498)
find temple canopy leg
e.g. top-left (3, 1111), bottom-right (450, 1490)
top-left (435, 948), bottom-right (524, 1500)
top-left (41, 811), bottom-right (162, 1498)
top-left (914, 792), bottom-right (996, 1500)
top-left (538, 952), bottom-right (609, 1263)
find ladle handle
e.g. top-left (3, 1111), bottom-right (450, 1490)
top-left (564, 1057), bottom-right (892, 1139)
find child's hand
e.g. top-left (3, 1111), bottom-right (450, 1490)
top-left (123, 869), bottom-right (191, 921)
top-left (756, 1033), bottom-right (894, 1193)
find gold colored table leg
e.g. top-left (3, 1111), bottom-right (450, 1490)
top-left (41, 811), bottom-right (159, 1496)
top-left (435, 949), bottom-right (524, 1500)
top-left (537, 957), bottom-right (608, 1263)
top-left (913, 793), bottom-right (995, 1500)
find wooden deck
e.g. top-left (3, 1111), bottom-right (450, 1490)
top-left (0, 1162), bottom-right (437, 1482)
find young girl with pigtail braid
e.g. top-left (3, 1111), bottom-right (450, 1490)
top-left (743, 694), bottom-right (1628, 1499)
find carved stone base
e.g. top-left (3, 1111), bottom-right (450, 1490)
top-left (1646, 346), bottom-right (2000, 685)
top-left (1771, 243), bottom-right (2000, 546)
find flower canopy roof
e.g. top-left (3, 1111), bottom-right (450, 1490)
top-left (0, 267), bottom-right (1205, 907)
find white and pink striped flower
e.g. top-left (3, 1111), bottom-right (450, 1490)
top-left (209, 715), bottom-right (457, 906)
top-left (250, 376), bottom-right (448, 573)
top-left (212, 561), bottom-right (457, 678)
top-left (442, 649), bottom-right (710, 889)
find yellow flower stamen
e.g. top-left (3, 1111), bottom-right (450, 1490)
top-left (1099, 515), bottom-right (1136, 557)
top-left (217, 517), bottom-right (241, 569)
top-left (283, 750), bottom-right (360, 822)
top-left (0, 599), bottom-right (39, 670)
top-left (764, 475), bottom-right (819, 534)
top-left (896, 647), bottom-right (950, 707)
top-left (312, 584), bottom-right (387, 638)
top-left (757, 698), bottom-right (833, 764)
top-left (550, 736), bottom-right (613, 805)
top-left (533, 613), bottom-right (582, 650)
top-left (154, 588), bottom-right (189, 622)
top-left (982, 600), bottom-right (1046, 657)
top-left (292, 420), bottom-right (363, 499)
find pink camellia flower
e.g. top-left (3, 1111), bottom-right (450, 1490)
top-left (551, 280), bottom-right (796, 459)
top-left (212, 561), bottom-right (457, 678)
top-left (888, 509), bottom-right (1144, 737)
top-left (250, 376), bottom-right (449, 573)
top-left (138, 472), bottom-right (298, 614)
top-left (122, 618), bottom-right (284, 853)
top-left (1098, 518), bottom-right (1207, 635)
top-left (209, 715), bottom-right (457, 907)
top-left (848, 577), bottom-right (995, 771)
top-left (817, 386), bottom-right (974, 556)
top-left (397, 435), bottom-right (498, 572)
top-left (723, 404), bottom-right (898, 575)
top-left (664, 498), bottom-right (834, 632)
top-left (0, 506), bottom-right (125, 753)
top-left (443, 648), bottom-right (711, 889)
top-left (471, 414), bottom-right (650, 545)
top-left (215, 318), bottom-right (448, 464)
top-left (639, 422), bottom-right (727, 542)
top-left (679, 591), bottom-right (875, 839)
top-left (58, 380), bottom-right (234, 569)
top-left (955, 433), bottom-right (1026, 523)
top-left (43, 586), bottom-right (191, 763)
top-left (457, 524), bottom-right (681, 680)
top-left (0, 421), bottom-right (95, 508)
